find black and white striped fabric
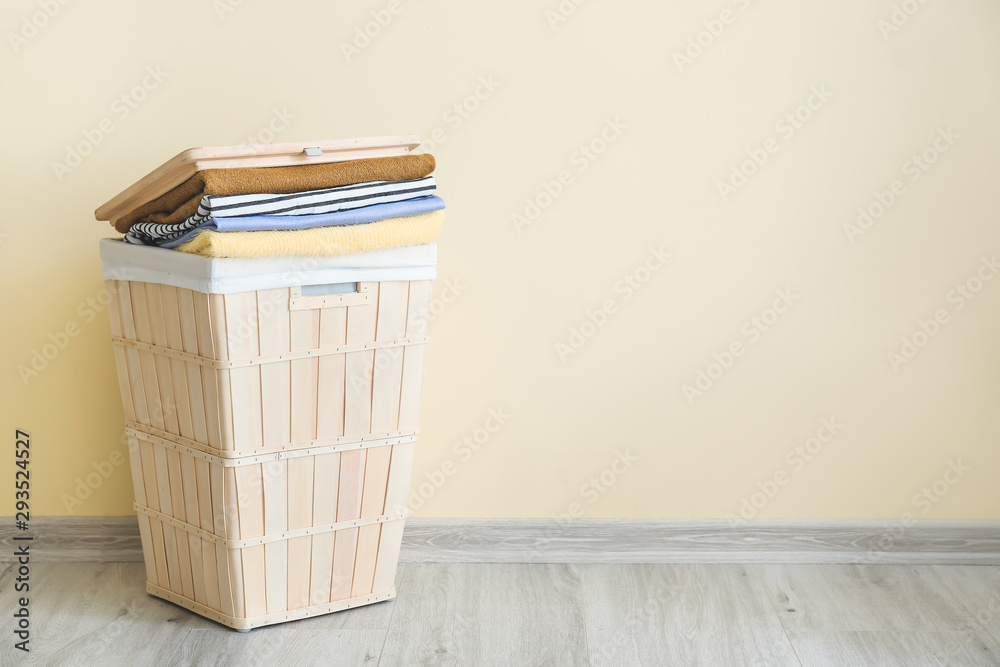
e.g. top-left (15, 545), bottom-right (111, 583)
top-left (125, 176), bottom-right (436, 246)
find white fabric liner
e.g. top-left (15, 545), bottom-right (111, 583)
top-left (99, 239), bottom-right (437, 295)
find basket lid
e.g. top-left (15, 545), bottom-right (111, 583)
top-left (94, 134), bottom-right (422, 222)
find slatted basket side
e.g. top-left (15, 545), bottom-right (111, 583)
top-left (125, 433), bottom-right (413, 625)
top-left (108, 279), bottom-right (434, 457)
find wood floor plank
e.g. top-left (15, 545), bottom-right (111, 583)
top-left (895, 565), bottom-right (1000, 648)
top-left (785, 629), bottom-right (1000, 667)
top-left (168, 628), bottom-right (385, 666)
top-left (757, 564), bottom-right (1000, 666)
top-left (379, 563), bottom-right (589, 666)
top-left (7, 560), bottom-right (1000, 665)
top-left (581, 563), bottom-right (801, 666)
top-left (755, 563), bottom-right (996, 633)
top-left (163, 563), bottom-right (409, 666)
top-left (0, 562), bottom-right (200, 666)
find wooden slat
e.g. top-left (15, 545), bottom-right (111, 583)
top-left (165, 449), bottom-right (194, 600)
top-left (225, 292), bottom-right (263, 452)
top-left (331, 449), bottom-right (366, 601)
top-left (290, 308), bottom-right (321, 443)
top-left (151, 445), bottom-right (182, 593)
top-left (194, 458), bottom-right (221, 611)
top-left (353, 444), bottom-right (394, 596)
top-left (352, 524), bottom-right (381, 597)
top-left (145, 283), bottom-right (180, 435)
top-left (105, 280), bottom-right (135, 423)
top-left (116, 281), bottom-right (150, 426)
top-left (126, 435), bottom-right (157, 585)
top-left (138, 441), bottom-right (169, 588)
top-left (227, 547), bottom-right (247, 619)
top-left (209, 294), bottom-right (234, 451)
top-left (193, 292), bottom-right (223, 451)
top-left (360, 446), bottom-right (393, 519)
top-left (333, 283), bottom-right (380, 601)
top-left (263, 460), bottom-right (288, 614)
top-left (135, 516), bottom-right (158, 589)
top-left (358, 286), bottom-right (403, 599)
top-left (309, 452), bottom-right (340, 606)
top-left (287, 456), bottom-right (314, 610)
top-left (316, 306), bottom-right (348, 440)
top-left (179, 451), bottom-right (205, 605)
top-left (371, 521), bottom-right (405, 593)
top-left (194, 459), bottom-right (214, 532)
top-left (344, 283), bottom-right (379, 437)
top-left (257, 288), bottom-right (291, 448)
top-left (371, 282), bottom-right (409, 433)
top-left (383, 442), bottom-right (416, 516)
top-left (234, 465), bottom-right (266, 618)
top-left (177, 288), bottom-right (209, 445)
top-left (159, 285), bottom-right (194, 439)
top-left (212, 465), bottom-right (235, 617)
top-left (126, 437), bottom-right (147, 508)
top-left (373, 441), bottom-right (414, 591)
top-left (398, 281), bottom-right (433, 431)
top-left (130, 282), bottom-right (165, 432)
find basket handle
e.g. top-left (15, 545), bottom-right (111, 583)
top-left (288, 282), bottom-right (372, 310)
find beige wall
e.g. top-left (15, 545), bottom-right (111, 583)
top-left (2, 0), bottom-right (998, 519)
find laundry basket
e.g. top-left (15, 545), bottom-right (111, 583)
top-left (96, 136), bottom-right (435, 630)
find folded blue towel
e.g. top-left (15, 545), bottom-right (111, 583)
top-left (155, 196), bottom-right (446, 249)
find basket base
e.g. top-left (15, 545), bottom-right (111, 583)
top-left (146, 581), bottom-right (397, 631)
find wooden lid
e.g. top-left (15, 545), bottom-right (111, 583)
top-left (94, 135), bottom-right (421, 222)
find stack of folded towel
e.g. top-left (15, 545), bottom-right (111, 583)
top-left (111, 154), bottom-right (444, 259)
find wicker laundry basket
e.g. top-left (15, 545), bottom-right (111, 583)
top-left (96, 138), bottom-right (433, 630)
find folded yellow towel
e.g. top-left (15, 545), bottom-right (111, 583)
top-left (175, 210), bottom-right (444, 258)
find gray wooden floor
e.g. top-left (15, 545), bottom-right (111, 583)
top-left (3, 562), bottom-right (999, 666)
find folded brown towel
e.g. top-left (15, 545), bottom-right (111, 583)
top-left (111, 153), bottom-right (436, 233)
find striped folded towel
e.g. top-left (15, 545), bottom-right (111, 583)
top-left (124, 179), bottom-right (439, 246)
